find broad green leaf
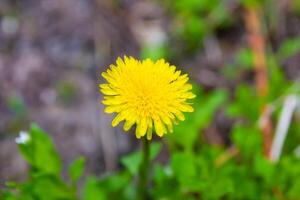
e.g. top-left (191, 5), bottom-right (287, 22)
top-left (18, 123), bottom-right (62, 175)
top-left (31, 174), bottom-right (75, 200)
top-left (98, 172), bottom-right (131, 195)
top-left (254, 155), bottom-right (275, 185)
top-left (83, 172), bottom-right (131, 200)
top-left (171, 152), bottom-right (196, 182)
top-left (83, 177), bottom-right (105, 200)
top-left (68, 156), bottom-right (86, 183)
top-left (231, 124), bottom-right (262, 160)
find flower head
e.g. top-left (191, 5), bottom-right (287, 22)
top-left (100, 56), bottom-right (195, 140)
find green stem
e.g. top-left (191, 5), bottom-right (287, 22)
top-left (137, 137), bottom-right (150, 200)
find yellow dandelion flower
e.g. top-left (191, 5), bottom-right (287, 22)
top-left (99, 56), bottom-right (196, 140)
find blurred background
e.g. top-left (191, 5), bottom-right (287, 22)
top-left (1, 0), bottom-right (300, 185)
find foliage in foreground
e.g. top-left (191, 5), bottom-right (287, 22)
top-left (2, 0), bottom-right (300, 199)
top-left (2, 71), bottom-right (300, 199)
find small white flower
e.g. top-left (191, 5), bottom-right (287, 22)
top-left (15, 131), bottom-right (30, 144)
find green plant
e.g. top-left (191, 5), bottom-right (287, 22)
top-left (1, 124), bottom-right (83, 200)
top-left (162, 0), bottom-right (233, 54)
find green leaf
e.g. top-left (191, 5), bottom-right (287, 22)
top-left (98, 172), bottom-right (131, 195)
top-left (195, 89), bottom-right (228, 130)
top-left (83, 172), bottom-right (132, 200)
top-left (231, 124), bottom-right (262, 160)
top-left (222, 48), bottom-right (254, 79)
top-left (254, 155), bottom-right (274, 185)
top-left (236, 48), bottom-right (254, 68)
top-left (68, 156), bottom-right (86, 183)
top-left (169, 88), bottom-right (227, 150)
top-left (18, 123), bottom-right (62, 175)
top-left (277, 38), bottom-right (300, 61)
top-left (0, 191), bottom-right (19, 200)
top-left (121, 142), bottom-right (162, 175)
top-left (171, 152), bottom-right (196, 182)
top-left (83, 177), bottom-right (106, 200)
top-left (141, 44), bottom-right (167, 61)
top-left (288, 180), bottom-right (300, 198)
top-left (183, 16), bottom-right (207, 47)
top-left (226, 84), bottom-right (260, 121)
top-left (153, 164), bottom-right (182, 199)
top-left (31, 174), bottom-right (75, 200)
top-left (267, 53), bottom-right (288, 99)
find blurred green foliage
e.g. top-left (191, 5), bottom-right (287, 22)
top-left (162, 0), bottom-right (233, 54)
top-left (167, 87), bottom-right (228, 151)
top-left (277, 38), bottom-right (300, 62)
top-left (2, 94), bottom-right (28, 136)
top-left (1, 124), bottom-right (78, 200)
top-left (2, 67), bottom-right (300, 199)
top-left (7, 94), bottom-right (26, 118)
top-left (2, 0), bottom-right (300, 199)
top-left (56, 80), bottom-right (78, 105)
top-left (160, 0), bottom-right (300, 58)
